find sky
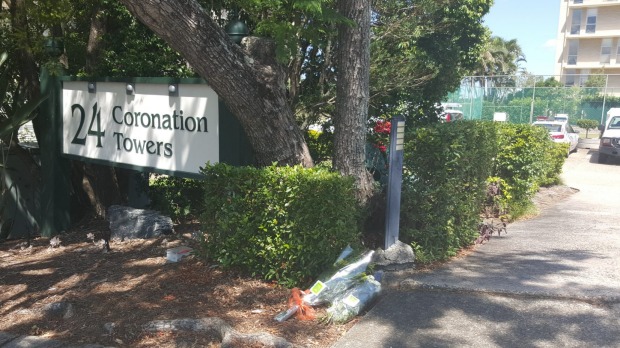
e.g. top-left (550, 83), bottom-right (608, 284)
top-left (483, 0), bottom-right (560, 76)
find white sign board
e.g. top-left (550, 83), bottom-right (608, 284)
top-left (62, 81), bottom-right (219, 175)
top-left (493, 112), bottom-right (508, 122)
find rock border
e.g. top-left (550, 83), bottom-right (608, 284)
top-left (143, 318), bottom-right (297, 348)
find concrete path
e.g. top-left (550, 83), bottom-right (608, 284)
top-left (333, 149), bottom-right (620, 348)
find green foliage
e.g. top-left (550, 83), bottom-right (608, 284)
top-left (0, 51), bottom-right (49, 141)
top-left (305, 129), bottom-right (333, 163)
top-left (400, 121), bottom-right (498, 263)
top-left (484, 176), bottom-right (511, 218)
top-left (493, 123), bottom-right (552, 212)
top-left (65, 1), bottom-right (194, 78)
top-left (148, 175), bottom-right (206, 223)
top-left (198, 163), bottom-right (361, 287)
top-left (370, 0), bottom-right (492, 123)
top-left (539, 142), bottom-right (568, 187)
top-left (400, 121), bottom-right (564, 263)
top-left (474, 36), bottom-right (526, 78)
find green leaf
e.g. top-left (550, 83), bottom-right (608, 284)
top-left (0, 91), bottom-right (49, 139)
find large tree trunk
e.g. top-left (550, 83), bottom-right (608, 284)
top-left (85, 1), bottom-right (106, 74)
top-left (333, 0), bottom-right (374, 203)
top-left (72, 2), bottom-right (125, 219)
top-left (118, 0), bottom-right (313, 167)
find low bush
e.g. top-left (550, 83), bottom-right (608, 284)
top-left (305, 129), bottom-right (333, 164)
top-left (539, 141), bottom-right (568, 187)
top-left (400, 121), bottom-right (498, 263)
top-left (400, 121), bottom-right (565, 263)
top-left (198, 163), bottom-right (361, 287)
top-left (149, 175), bottom-right (206, 223)
top-left (493, 123), bottom-right (560, 218)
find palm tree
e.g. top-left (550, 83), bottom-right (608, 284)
top-left (472, 36), bottom-right (526, 98)
top-left (476, 36), bottom-right (526, 77)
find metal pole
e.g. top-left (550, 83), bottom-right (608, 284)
top-left (384, 115), bottom-right (405, 250)
top-left (529, 83), bottom-right (536, 123)
top-left (469, 78), bottom-right (474, 119)
top-left (601, 74), bottom-right (609, 125)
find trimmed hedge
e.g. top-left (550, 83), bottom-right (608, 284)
top-left (493, 123), bottom-right (559, 216)
top-left (149, 175), bottom-right (206, 223)
top-left (198, 163), bottom-right (361, 287)
top-left (400, 121), bottom-right (564, 263)
top-left (400, 121), bottom-right (498, 263)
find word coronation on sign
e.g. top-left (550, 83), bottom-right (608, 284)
top-left (62, 81), bottom-right (220, 175)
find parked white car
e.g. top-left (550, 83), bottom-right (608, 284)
top-left (598, 109), bottom-right (620, 163)
top-left (532, 120), bottom-right (579, 155)
top-left (439, 109), bottom-right (464, 122)
top-left (554, 114), bottom-right (569, 123)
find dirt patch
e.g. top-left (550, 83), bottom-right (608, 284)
top-left (530, 185), bottom-right (579, 212)
top-left (0, 220), bottom-right (354, 347)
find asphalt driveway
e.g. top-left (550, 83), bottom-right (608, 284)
top-left (333, 149), bottom-right (620, 348)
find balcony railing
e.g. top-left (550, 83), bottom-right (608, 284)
top-left (570, 0), bottom-right (620, 6)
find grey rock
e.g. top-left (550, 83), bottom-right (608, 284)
top-left (143, 317), bottom-right (296, 348)
top-left (2, 335), bottom-right (64, 348)
top-left (372, 240), bottom-right (415, 271)
top-left (144, 318), bottom-right (231, 341)
top-left (0, 332), bottom-right (18, 345)
top-left (107, 205), bottom-right (173, 240)
top-left (103, 322), bottom-right (116, 335)
top-left (222, 331), bottom-right (294, 348)
top-left (42, 302), bottom-right (74, 319)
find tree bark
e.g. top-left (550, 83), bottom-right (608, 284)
top-left (333, 0), bottom-right (374, 203)
top-left (118, 0), bottom-right (313, 167)
top-left (64, 1), bottom-right (124, 219)
top-left (85, 1), bottom-right (106, 74)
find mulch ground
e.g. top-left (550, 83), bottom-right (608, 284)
top-left (0, 220), bottom-right (355, 347)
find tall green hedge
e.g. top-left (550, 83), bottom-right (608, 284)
top-left (492, 123), bottom-right (557, 215)
top-left (400, 121), bottom-right (564, 263)
top-left (400, 121), bottom-right (498, 262)
top-left (198, 163), bottom-right (361, 287)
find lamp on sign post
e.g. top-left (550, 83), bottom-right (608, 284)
top-left (225, 12), bottom-right (249, 45)
top-left (43, 38), bottom-right (64, 58)
top-left (384, 115), bottom-right (406, 250)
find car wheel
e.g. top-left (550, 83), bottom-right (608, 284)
top-left (598, 153), bottom-right (608, 164)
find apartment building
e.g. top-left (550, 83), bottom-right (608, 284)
top-left (555, 0), bottom-right (620, 88)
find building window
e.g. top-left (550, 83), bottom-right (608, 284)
top-left (586, 9), bottom-right (597, 33)
top-left (565, 69), bottom-right (576, 87)
top-left (573, 0), bottom-right (583, 3)
top-left (568, 40), bottom-right (579, 65)
top-left (571, 10), bottom-right (582, 34)
top-left (601, 39), bottom-right (612, 64)
top-left (579, 69), bottom-right (590, 87)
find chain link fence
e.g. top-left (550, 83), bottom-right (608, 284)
top-left (443, 75), bottom-right (620, 126)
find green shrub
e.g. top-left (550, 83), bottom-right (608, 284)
top-left (400, 121), bottom-right (498, 263)
top-left (198, 163), bottom-right (361, 287)
top-left (539, 142), bottom-right (568, 187)
top-left (149, 175), bottom-right (206, 223)
top-left (305, 129), bottom-right (333, 163)
top-left (492, 123), bottom-right (550, 217)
